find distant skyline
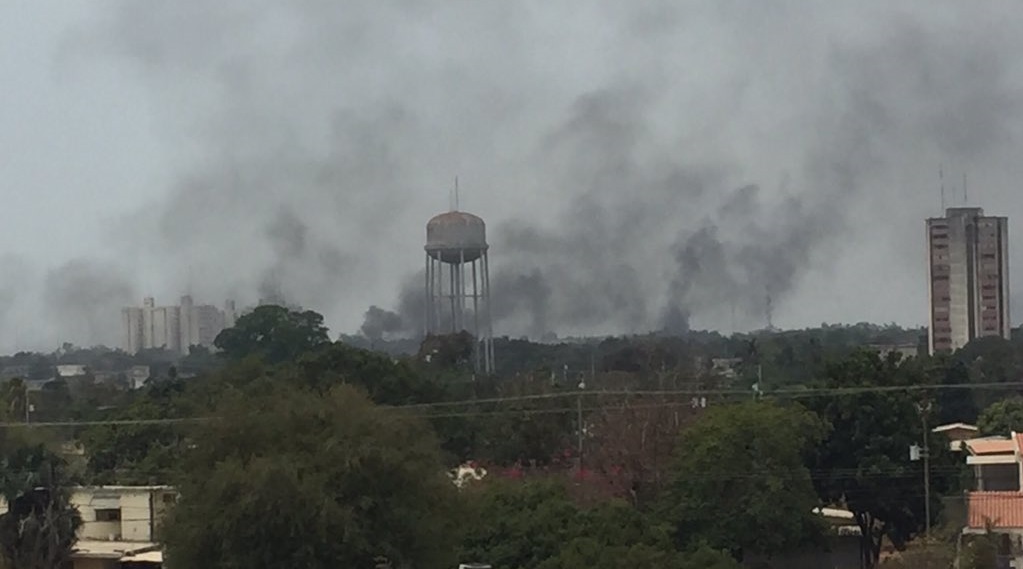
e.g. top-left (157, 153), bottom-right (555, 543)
top-left (3, 2), bottom-right (1023, 351)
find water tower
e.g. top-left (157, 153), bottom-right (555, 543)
top-left (424, 210), bottom-right (494, 374)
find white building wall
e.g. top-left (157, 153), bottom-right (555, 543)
top-left (123, 297), bottom-right (233, 354)
top-left (69, 487), bottom-right (175, 543)
top-left (120, 308), bottom-right (143, 354)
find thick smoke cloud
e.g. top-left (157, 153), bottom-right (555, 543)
top-left (43, 260), bottom-right (135, 347)
top-left (6, 2), bottom-right (1021, 351)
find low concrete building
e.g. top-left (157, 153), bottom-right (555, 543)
top-left (57, 364), bottom-right (90, 378)
top-left (933, 422), bottom-right (981, 451)
top-left (1, 485), bottom-right (174, 569)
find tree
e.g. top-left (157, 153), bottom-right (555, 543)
top-left (677, 545), bottom-right (743, 569)
top-left (0, 441), bottom-right (81, 569)
top-left (291, 342), bottom-right (441, 405)
top-left (537, 539), bottom-right (685, 569)
top-left (163, 384), bottom-right (459, 569)
top-left (660, 400), bottom-right (826, 559)
top-left (585, 396), bottom-right (692, 506)
top-left (213, 305), bottom-right (330, 364)
top-left (0, 379), bottom-right (28, 422)
top-left (808, 350), bottom-right (951, 568)
top-left (459, 480), bottom-right (582, 569)
top-left (928, 356), bottom-right (978, 425)
top-left (460, 480), bottom-right (698, 569)
top-left (76, 376), bottom-right (197, 485)
top-left (78, 398), bottom-right (186, 485)
top-left (959, 530), bottom-right (1002, 569)
top-left (977, 397), bottom-right (1023, 435)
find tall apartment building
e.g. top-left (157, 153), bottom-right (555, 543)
top-left (927, 207), bottom-right (1010, 354)
top-left (121, 296), bottom-right (236, 355)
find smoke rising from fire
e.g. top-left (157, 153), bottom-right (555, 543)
top-left (4, 2), bottom-right (1023, 350)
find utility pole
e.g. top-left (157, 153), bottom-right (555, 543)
top-left (921, 401), bottom-right (932, 541)
top-left (912, 400), bottom-right (933, 561)
top-left (577, 368), bottom-right (586, 477)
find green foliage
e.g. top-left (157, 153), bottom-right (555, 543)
top-left (75, 377), bottom-right (198, 484)
top-left (808, 350), bottom-right (949, 568)
top-left (460, 480), bottom-right (581, 569)
top-left (0, 440), bottom-right (81, 569)
top-left (959, 533), bottom-right (1001, 569)
top-left (291, 342), bottom-right (441, 404)
top-left (977, 397), bottom-right (1023, 435)
top-left (661, 400), bottom-right (827, 558)
top-left (677, 545), bottom-right (744, 569)
top-left (461, 479), bottom-right (695, 569)
top-left (472, 400), bottom-right (573, 466)
top-left (214, 305), bottom-right (330, 364)
top-left (536, 539), bottom-right (686, 569)
top-left (163, 385), bottom-right (459, 569)
top-left (928, 356), bottom-right (978, 424)
top-left (0, 379), bottom-right (28, 422)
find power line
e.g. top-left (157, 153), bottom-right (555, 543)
top-left (0, 418), bottom-right (211, 429)
top-left (404, 381), bottom-right (1023, 418)
top-left (1, 380), bottom-right (1021, 428)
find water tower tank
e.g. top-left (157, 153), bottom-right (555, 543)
top-left (425, 211), bottom-right (488, 263)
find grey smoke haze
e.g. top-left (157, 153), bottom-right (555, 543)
top-left (3, 2), bottom-right (1023, 350)
top-left (43, 260), bottom-right (135, 347)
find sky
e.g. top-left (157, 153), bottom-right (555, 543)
top-left (2, 1), bottom-right (1023, 350)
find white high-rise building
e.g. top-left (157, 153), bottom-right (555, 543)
top-left (927, 207), bottom-right (1010, 354)
top-left (121, 296), bottom-right (234, 355)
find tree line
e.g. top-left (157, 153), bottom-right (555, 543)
top-left (0, 306), bottom-right (1022, 567)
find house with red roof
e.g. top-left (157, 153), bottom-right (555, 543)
top-left (962, 432), bottom-right (1023, 540)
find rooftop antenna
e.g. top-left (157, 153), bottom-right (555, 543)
top-left (939, 163), bottom-right (945, 213)
top-left (448, 176), bottom-right (461, 212)
top-left (765, 287), bottom-right (774, 331)
top-left (963, 172), bottom-right (968, 205)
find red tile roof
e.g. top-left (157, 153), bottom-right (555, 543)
top-left (966, 439), bottom-right (1016, 455)
top-left (967, 492), bottom-right (1023, 529)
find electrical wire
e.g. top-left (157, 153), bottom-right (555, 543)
top-left (1, 380), bottom-right (1021, 427)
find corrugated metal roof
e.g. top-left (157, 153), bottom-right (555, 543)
top-left (967, 492), bottom-right (1023, 529)
top-left (72, 541), bottom-right (158, 560)
top-left (122, 550), bottom-right (163, 563)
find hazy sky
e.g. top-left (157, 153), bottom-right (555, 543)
top-left (3, 1), bottom-right (1023, 350)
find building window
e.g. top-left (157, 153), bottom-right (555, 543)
top-left (95, 509), bottom-right (121, 522)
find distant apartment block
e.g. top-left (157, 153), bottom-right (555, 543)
top-left (121, 296), bottom-right (238, 355)
top-left (927, 207), bottom-right (1010, 354)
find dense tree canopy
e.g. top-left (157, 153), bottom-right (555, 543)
top-left (0, 439), bottom-right (81, 569)
top-left (1, 313), bottom-right (1015, 567)
top-left (213, 305), bottom-right (330, 364)
top-left (459, 479), bottom-right (739, 569)
top-left (163, 384), bottom-right (459, 569)
top-left (807, 350), bottom-right (952, 569)
top-left (661, 400), bottom-right (827, 559)
top-left (977, 397), bottom-right (1023, 435)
